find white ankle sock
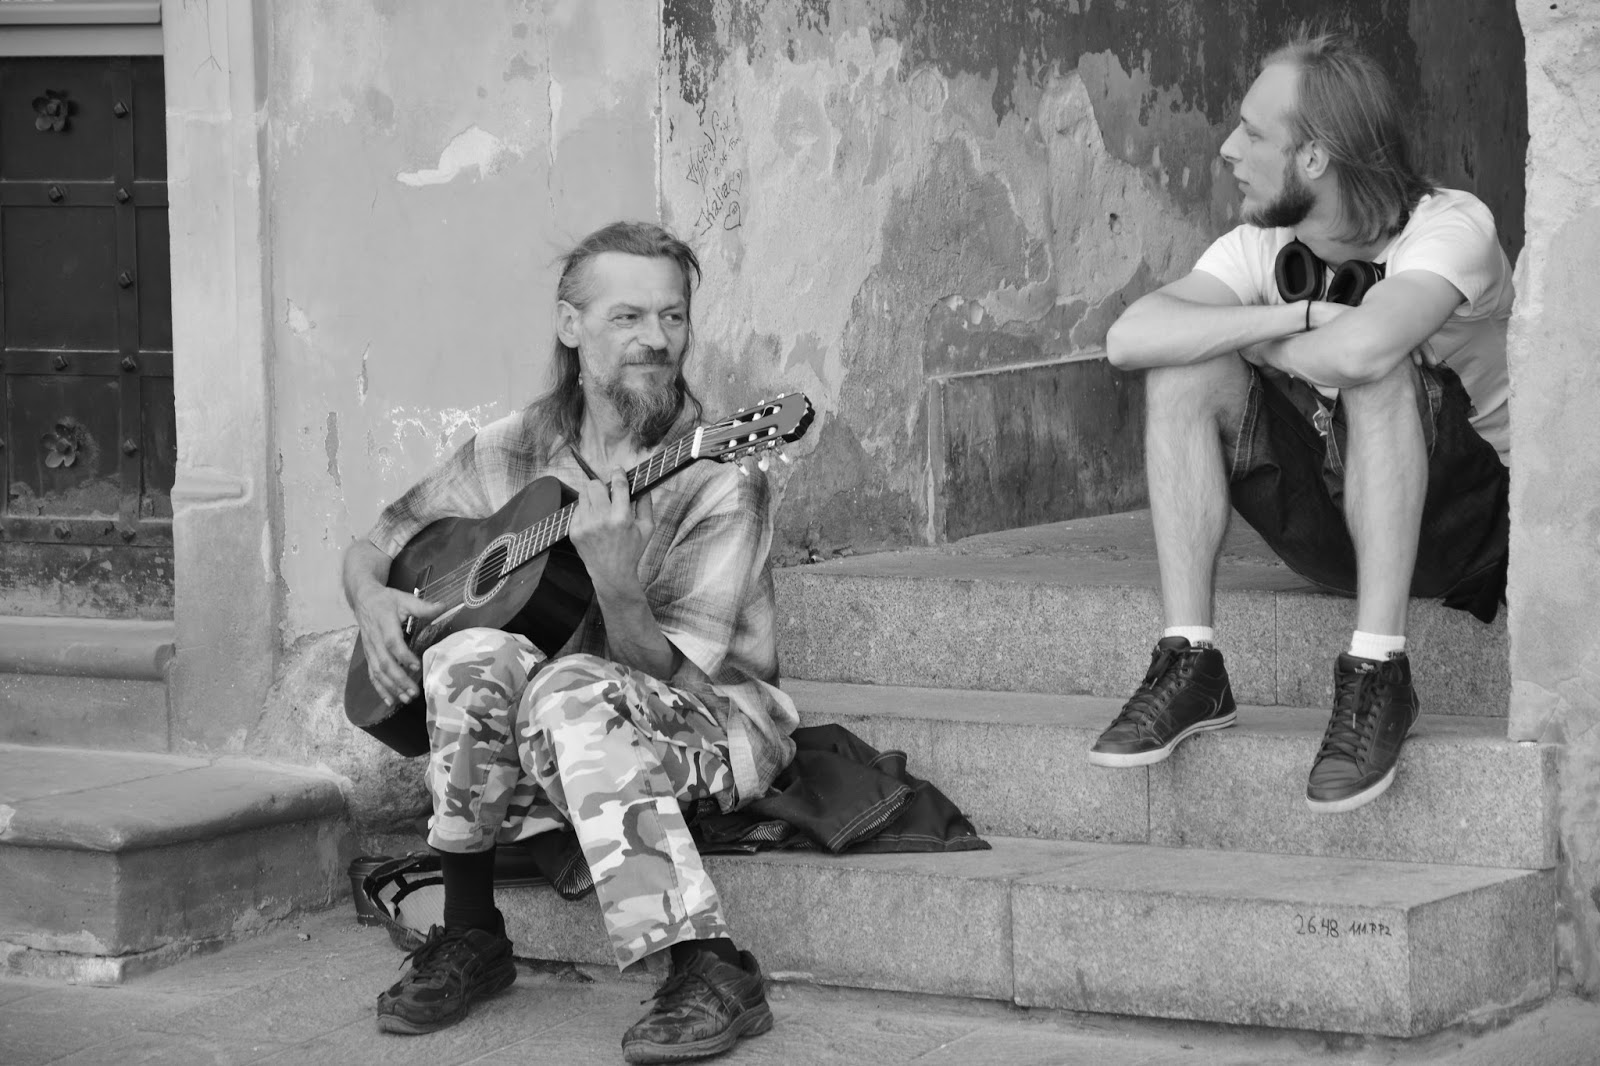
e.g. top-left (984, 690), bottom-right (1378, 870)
top-left (1163, 625), bottom-right (1216, 648)
top-left (1348, 630), bottom-right (1405, 661)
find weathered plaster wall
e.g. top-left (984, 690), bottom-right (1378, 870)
top-left (1510, 0), bottom-right (1600, 992)
top-left (659, 0), bottom-right (1527, 558)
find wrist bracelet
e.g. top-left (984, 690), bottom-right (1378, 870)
top-left (1304, 299), bottom-right (1313, 332)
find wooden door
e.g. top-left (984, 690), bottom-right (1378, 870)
top-left (0, 55), bottom-right (173, 617)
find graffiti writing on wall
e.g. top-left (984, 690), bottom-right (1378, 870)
top-left (685, 109), bottom-right (744, 237)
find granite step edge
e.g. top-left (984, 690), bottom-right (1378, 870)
top-left (495, 837), bottom-right (1553, 1037)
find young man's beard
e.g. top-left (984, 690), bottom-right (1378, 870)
top-left (1247, 157), bottom-right (1316, 229)
top-left (600, 371), bottom-right (685, 449)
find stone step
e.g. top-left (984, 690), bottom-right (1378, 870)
top-left (498, 836), bottom-right (1552, 1037)
top-left (787, 680), bottom-right (1555, 870)
top-left (775, 509), bottom-right (1509, 715)
top-left (0, 617), bottom-right (175, 750)
top-left (0, 744), bottom-right (352, 982)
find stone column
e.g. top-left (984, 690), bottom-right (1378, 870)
top-left (161, 0), bottom-right (278, 750)
top-left (1510, 0), bottom-right (1600, 991)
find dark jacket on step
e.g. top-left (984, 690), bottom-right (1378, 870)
top-left (497, 723), bottom-right (989, 899)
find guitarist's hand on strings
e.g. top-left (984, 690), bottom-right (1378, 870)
top-left (567, 468), bottom-right (681, 681)
top-left (569, 468), bottom-right (654, 597)
top-left (343, 540), bottom-right (447, 707)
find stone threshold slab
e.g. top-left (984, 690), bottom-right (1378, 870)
top-left (0, 745), bottom-right (354, 957)
top-left (1, 931), bottom-right (228, 985)
top-left (787, 680), bottom-right (1556, 870)
top-left (2, 818), bottom-right (353, 956)
top-left (498, 836), bottom-right (1552, 1037)
top-left (0, 744), bottom-right (345, 851)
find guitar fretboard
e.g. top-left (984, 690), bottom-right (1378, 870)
top-left (502, 431), bottom-right (699, 570)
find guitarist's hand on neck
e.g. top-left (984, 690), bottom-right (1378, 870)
top-left (568, 468), bottom-right (683, 682)
top-left (342, 539), bottom-right (448, 707)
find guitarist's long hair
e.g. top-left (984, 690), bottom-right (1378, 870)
top-left (527, 222), bottom-right (705, 462)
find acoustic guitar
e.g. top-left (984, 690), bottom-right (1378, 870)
top-left (344, 392), bottom-right (814, 756)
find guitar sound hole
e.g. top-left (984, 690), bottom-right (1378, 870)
top-left (473, 545), bottom-right (509, 598)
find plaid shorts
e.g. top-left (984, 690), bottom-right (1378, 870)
top-left (1227, 361), bottom-right (1509, 622)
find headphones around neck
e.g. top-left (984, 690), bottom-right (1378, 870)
top-left (1273, 238), bottom-right (1386, 307)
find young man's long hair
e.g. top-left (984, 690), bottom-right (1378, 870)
top-left (526, 221), bottom-right (705, 462)
top-left (1268, 33), bottom-right (1434, 245)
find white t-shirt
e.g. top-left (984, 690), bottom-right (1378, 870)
top-left (1193, 188), bottom-right (1514, 464)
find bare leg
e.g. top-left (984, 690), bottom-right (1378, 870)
top-left (1339, 361), bottom-right (1426, 636)
top-left (1144, 355), bottom-right (1253, 629)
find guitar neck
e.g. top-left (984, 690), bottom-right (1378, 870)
top-left (505, 431), bottom-right (701, 569)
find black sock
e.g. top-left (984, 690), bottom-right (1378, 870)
top-left (670, 937), bottom-right (741, 970)
top-left (438, 847), bottom-right (500, 933)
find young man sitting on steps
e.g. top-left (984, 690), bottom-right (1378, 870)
top-left (1087, 33), bottom-right (1513, 814)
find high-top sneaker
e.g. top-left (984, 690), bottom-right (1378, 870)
top-left (1088, 636), bottom-right (1237, 767)
top-left (1305, 652), bottom-right (1420, 814)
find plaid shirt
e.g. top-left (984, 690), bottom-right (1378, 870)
top-left (367, 407), bottom-right (798, 802)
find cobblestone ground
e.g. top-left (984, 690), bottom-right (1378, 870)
top-left (1, 908), bottom-right (1595, 1066)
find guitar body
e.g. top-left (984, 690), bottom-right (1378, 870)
top-left (344, 475), bottom-right (593, 757)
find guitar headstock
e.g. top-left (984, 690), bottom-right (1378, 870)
top-left (696, 393), bottom-right (815, 466)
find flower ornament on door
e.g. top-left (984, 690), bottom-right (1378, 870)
top-left (33, 89), bottom-right (75, 133)
top-left (41, 421), bottom-right (82, 469)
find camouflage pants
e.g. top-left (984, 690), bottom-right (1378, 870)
top-left (422, 627), bottom-right (735, 969)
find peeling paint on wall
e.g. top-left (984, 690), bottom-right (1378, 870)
top-left (548, 78), bottom-right (563, 165)
top-left (285, 300), bottom-right (314, 336)
top-left (396, 126), bottom-right (521, 187)
top-left (324, 413), bottom-right (342, 488)
top-left (363, 405), bottom-right (503, 479)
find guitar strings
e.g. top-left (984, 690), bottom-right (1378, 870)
top-left (415, 458), bottom-right (629, 603)
top-left (406, 413), bottom-right (785, 612)
top-left (415, 427), bottom-right (738, 603)
top-left (417, 500), bottom-right (569, 600)
top-left (422, 418), bottom-right (771, 605)
top-left (410, 434), bottom-right (697, 605)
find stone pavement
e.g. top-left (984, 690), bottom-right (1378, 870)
top-left (1, 908), bottom-right (1595, 1066)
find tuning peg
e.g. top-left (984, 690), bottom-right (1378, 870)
top-left (758, 456), bottom-right (770, 472)
top-left (736, 460), bottom-right (750, 477)
top-left (777, 449), bottom-right (792, 464)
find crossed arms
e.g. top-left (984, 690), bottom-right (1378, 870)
top-left (1105, 267), bottom-right (1467, 389)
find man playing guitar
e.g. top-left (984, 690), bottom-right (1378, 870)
top-left (342, 221), bottom-right (794, 1062)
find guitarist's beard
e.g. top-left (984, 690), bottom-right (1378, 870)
top-left (600, 372), bottom-right (685, 450)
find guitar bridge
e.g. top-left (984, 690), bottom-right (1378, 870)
top-left (410, 603), bottom-right (465, 650)
top-left (403, 585), bottom-right (422, 640)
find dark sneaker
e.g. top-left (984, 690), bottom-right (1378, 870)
top-left (622, 949), bottom-right (773, 1064)
top-left (375, 919), bottom-right (516, 1035)
top-left (1305, 653), bottom-right (1420, 814)
top-left (1088, 636), bottom-right (1237, 767)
